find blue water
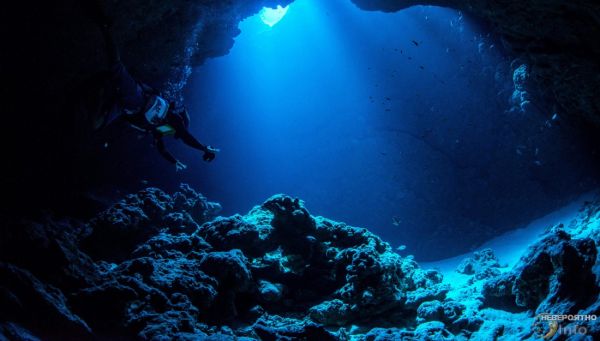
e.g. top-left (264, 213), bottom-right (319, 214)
top-left (158, 0), bottom-right (597, 260)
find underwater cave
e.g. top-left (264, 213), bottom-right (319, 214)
top-left (1, 0), bottom-right (600, 339)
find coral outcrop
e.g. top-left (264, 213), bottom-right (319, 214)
top-left (1, 186), bottom-right (600, 339)
top-left (0, 186), bottom-right (445, 339)
top-left (457, 248), bottom-right (504, 284)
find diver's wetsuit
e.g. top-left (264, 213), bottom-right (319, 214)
top-left (100, 24), bottom-right (209, 165)
top-left (152, 110), bottom-right (209, 164)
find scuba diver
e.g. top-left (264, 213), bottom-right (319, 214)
top-left (95, 17), bottom-right (218, 171)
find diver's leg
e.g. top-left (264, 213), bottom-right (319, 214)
top-left (100, 27), bottom-right (145, 111)
top-left (108, 62), bottom-right (146, 111)
top-left (84, 0), bottom-right (119, 64)
top-left (92, 3), bottom-right (145, 111)
top-left (99, 24), bottom-right (120, 65)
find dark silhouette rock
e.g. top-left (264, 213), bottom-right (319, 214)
top-left (2, 185), bottom-right (600, 339)
top-left (81, 184), bottom-right (220, 262)
top-left (0, 263), bottom-right (92, 340)
top-left (513, 230), bottom-right (598, 314)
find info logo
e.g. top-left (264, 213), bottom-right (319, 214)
top-left (532, 314), bottom-right (559, 340)
top-left (532, 313), bottom-right (595, 339)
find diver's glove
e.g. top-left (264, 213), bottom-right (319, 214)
top-left (203, 146), bottom-right (219, 162)
top-left (175, 160), bottom-right (188, 172)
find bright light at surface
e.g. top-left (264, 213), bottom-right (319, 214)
top-left (259, 5), bottom-right (289, 27)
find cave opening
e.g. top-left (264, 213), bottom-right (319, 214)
top-left (260, 5), bottom-right (290, 27)
top-left (150, 0), bottom-right (600, 261)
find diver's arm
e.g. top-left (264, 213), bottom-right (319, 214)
top-left (177, 129), bottom-right (209, 152)
top-left (156, 138), bottom-right (187, 171)
top-left (155, 137), bottom-right (177, 164)
top-left (165, 111), bottom-right (218, 162)
top-left (176, 129), bottom-right (219, 162)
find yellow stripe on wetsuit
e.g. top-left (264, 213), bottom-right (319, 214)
top-left (156, 124), bottom-right (176, 136)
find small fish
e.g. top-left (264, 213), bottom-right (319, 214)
top-left (396, 245), bottom-right (407, 251)
top-left (408, 57), bottom-right (413, 60)
top-left (392, 216), bottom-right (403, 226)
top-left (103, 142), bottom-right (109, 148)
top-left (432, 74), bottom-right (446, 84)
top-left (534, 160), bottom-right (543, 166)
top-left (411, 40), bottom-right (420, 46)
top-left (141, 180), bottom-right (149, 185)
top-left (516, 145), bottom-right (525, 155)
top-left (419, 65), bottom-right (425, 70)
top-left (552, 113), bottom-right (559, 120)
top-left (385, 97), bottom-right (391, 101)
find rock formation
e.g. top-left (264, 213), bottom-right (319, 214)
top-left (1, 185), bottom-right (599, 339)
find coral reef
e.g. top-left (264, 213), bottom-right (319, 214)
top-left (1, 186), bottom-right (600, 339)
top-left (457, 248), bottom-right (504, 283)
